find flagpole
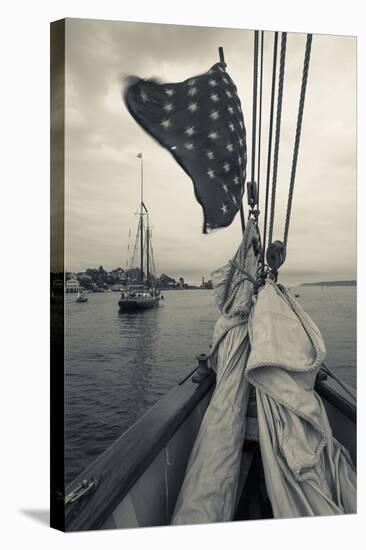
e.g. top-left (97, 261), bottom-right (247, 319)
top-left (218, 47), bottom-right (246, 235)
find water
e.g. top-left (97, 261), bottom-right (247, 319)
top-left (65, 285), bottom-right (356, 485)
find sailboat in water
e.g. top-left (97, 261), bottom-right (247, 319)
top-left (118, 153), bottom-right (160, 312)
top-left (75, 287), bottom-right (88, 303)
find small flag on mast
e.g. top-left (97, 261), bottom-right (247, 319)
top-left (124, 62), bottom-right (247, 233)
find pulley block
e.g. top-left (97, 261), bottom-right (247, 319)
top-left (266, 240), bottom-right (286, 272)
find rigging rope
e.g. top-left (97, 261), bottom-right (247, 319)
top-left (283, 34), bottom-right (312, 248)
top-left (321, 363), bottom-right (356, 401)
top-left (256, 31), bottom-right (264, 206)
top-left (130, 218), bottom-right (141, 275)
top-left (261, 32), bottom-right (279, 270)
top-left (268, 32), bottom-right (287, 246)
top-left (250, 31), bottom-right (259, 185)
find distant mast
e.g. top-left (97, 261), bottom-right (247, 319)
top-left (138, 153), bottom-right (144, 284)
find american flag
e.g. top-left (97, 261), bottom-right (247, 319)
top-left (124, 62), bottom-right (247, 233)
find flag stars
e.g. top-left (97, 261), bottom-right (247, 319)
top-left (222, 183), bottom-right (228, 193)
top-left (228, 106), bottom-right (234, 114)
top-left (209, 110), bottom-right (220, 120)
top-left (210, 93), bottom-right (219, 103)
top-left (165, 88), bottom-right (175, 96)
top-left (209, 79), bottom-right (217, 87)
top-left (187, 102), bottom-right (198, 113)
top-left (188, 86), bottom-right (198, 97)
top-left (163, 102), bottom-right (174, 112)
top-left (184, 142), bottom-right (194, 150)
top-left (232, 195), bottom-right (238, 205)
top-left (226, 143), bottom-right (234, 152)
top-left (221, 203), bottom-right (228, 215)
top-left (207, 168), bottom-right (215, 179)
top-left (187, 79), bottom-right (196, 86)
top-left (222, 77), bottom-right (229, 84)
top-left (233, 176), bottom-right (240, 185)
top-left (140, 89), bottom-right (148, 102)
top-left (185, 126), bottom-right (196, 137)
top-left (208, 130), bottom-right (220, 140)
top-left (226, 90), bottom-right (233, 98)
top-left (223, 162), bottom-right (231, 173)
top-left (229, 122), bottom-right (235, 132)
top-left (161, 119), bottom-right (172, 129)
top-left (206, 151), bottom-right (215, 160)
top-left (239, 138), bottom-right (244, 146)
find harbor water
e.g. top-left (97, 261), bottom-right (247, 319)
top-left (65, 285), bottom-right (356, 485)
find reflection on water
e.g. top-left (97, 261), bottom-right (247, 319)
top-left (65, 286), bottom-right (356, 484)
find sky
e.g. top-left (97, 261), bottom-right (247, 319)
top-left (64, 18), bottom-right (356, 286)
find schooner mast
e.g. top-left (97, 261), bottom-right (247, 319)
top-left (137, 153), bottom-right (149, 284)
top-left (139, 152), bottom-right (144, 284)
top-left (118, 153), bottom-right (160, 311)
top-left (137, 152), bottom-right (149, 285)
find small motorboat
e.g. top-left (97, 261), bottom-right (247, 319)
top-left (75, 290), bottom-right (88, 303)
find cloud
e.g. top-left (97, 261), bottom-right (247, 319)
top-left (63, 19), bottom-right (356, 285)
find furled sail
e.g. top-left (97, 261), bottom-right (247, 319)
top-left (172, 220), bottom-right (260, 524)
top-left (246, 281), bottom-right (356, 517)
top-left (172, 224), bottom-right (356, 524)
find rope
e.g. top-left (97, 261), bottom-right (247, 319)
top-left (130, 219), bottom-right (140, 274)
top-left (256, 31), bottom-right (264, 205)
top-left (321, 363), bottom-right (356, 401)
top-left (164, 447), bottom-right (172, 523)
top-left (283, 34), bottom-right (312, 248)
top-left (228, 260), bottom-right (257, 285)
top-left (268, 32), bottom-right (287, 245)
top-left (251, 30), bottom-right (259, 184)
top-left (261, 32), bottom-right (278, 270)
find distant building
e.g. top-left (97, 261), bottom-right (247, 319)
top-left (65, 278), bottom-right (79, 293)
top-left (111, 268), bottom-right (125, 281)
top-left (200, 276), bottom-right (213, 289)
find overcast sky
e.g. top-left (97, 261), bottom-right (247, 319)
top-left (64, 18), bottom-right (356, 285)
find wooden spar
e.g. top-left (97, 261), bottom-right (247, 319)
top-left (218, 46), bottom-right (245, 235)
top-left (139, 155), bottom-right (144, 283)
